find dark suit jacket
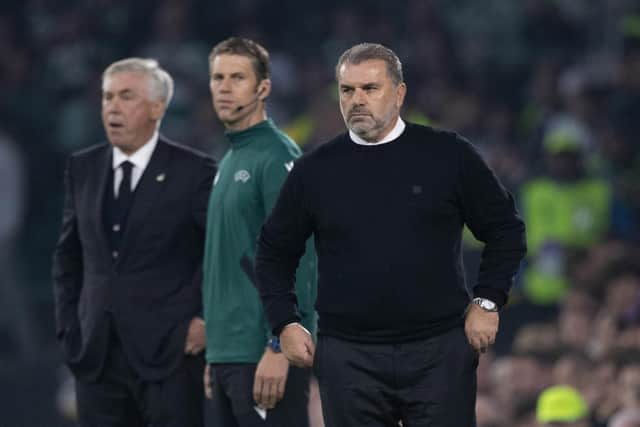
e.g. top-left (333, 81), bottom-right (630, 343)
top-left (52, 137), bottom-right (216, 381)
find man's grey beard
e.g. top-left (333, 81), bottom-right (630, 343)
top-left (348, 121), bottom-right (384, 143)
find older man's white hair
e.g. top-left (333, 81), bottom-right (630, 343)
top-left (102, 58), bottom-right (174, 106)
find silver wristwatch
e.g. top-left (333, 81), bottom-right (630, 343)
top-left (472, 297), bottom-right (498, 312)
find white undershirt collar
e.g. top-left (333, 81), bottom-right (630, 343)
top-left (111, 131), bottom-right (159, 196)
top-left (349, 117), bottom-right (406, 146)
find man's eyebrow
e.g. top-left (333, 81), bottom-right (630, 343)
top-left (104, 88), bottom-right (134, 95)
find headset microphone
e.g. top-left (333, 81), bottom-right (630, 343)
top-left (234, 96), bottom-right (261, 112)
top-left (234, 86), bottom-right (265, 112)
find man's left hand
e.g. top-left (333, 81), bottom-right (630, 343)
top-left (253, 348), bottom-right (289, 409)
top-left (185, 317), bottom-right (206, 355)
top-left (464, 304), bottom-right (498, 353)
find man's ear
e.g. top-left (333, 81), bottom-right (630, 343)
top-left (396, 82), bottom-right (407, 109)
top-left (257, 79), bottom-right (272, 100)
top-left (150, 101), bottom-right (166, 121)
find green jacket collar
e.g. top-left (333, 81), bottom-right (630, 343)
top-left (226, 119), bottom-right (276, 148)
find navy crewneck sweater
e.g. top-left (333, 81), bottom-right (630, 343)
top-left (256, 123), bottom-right (526, 343)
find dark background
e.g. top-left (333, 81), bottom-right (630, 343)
top-left (1, 1), bottom-right (640, 425)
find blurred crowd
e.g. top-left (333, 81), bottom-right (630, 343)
top-left (1, 0), bottom-right (640, 425)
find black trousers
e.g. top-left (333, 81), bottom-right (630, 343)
top-left (313, 327), bottom-right (478, 427)
top-left (75, 334), bottom-right (205, 427)
top-left (205, 363), bottom-right (310, 427)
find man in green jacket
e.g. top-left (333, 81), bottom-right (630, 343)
top-left (202, 37), bottom-right (316, 426)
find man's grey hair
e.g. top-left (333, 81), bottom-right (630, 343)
top-left (335, 43), bottom-right (404, 86)
top-left (103, 58), bottom-right (174, 105)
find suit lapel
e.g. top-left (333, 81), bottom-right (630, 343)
top-left (92, 146), bottom-right (112, 259)
top-left (115, 138), bottom-right (171, 265)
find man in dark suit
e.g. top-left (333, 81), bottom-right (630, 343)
top-left (52, 57), bottom-right (216, 427)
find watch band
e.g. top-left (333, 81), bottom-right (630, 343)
top-left (267, 337), bottom-right (281, 353)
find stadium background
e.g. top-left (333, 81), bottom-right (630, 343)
top-left (1, 0), bottom-right (639, 425)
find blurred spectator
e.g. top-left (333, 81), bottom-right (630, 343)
top-left (605, 14), bottom-right (640, 243)
top-left (476, 394), bottom-right (505, 427)
top-left (0, 130), bottom-right (36, 359)
top-left (586, 355), bottom-right (619, 424)
top-left (521, 125), bottom-right (611, 305)
top-left (558, 304), bottom-right (595, 351)
top-left (608, 14), bottom-right (640, 150)
top-left (605, 125), bottom-right (640, 244)
top-left (536, 385), bottom-right (590, 426)
top-left (477, 351), bottom-right (497, 395)
top-left (282, 85), bottom-right (344, 150)
top-left (489, 354), bottom-right (550, 421)
top-left (609, 408), bottom-right (640, 427)
top-left (551, 351), bottom-right (592, 390)
top-left (511, 322), bottom-right (559, 356)
top-left (522, 0), bottom-right (586, 61)
top-left (617, 359), bottom-right (640, 411)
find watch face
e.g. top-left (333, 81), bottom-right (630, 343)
top-left (474, 298), bottom-right (497, 311)
top-left (269, 338), bottom-right (281, 352)
top-left (482, 300), bottom-right (496, 310)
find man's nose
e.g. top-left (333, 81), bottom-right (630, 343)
top-left (218, 78), bottom-right (232, 93)
top-left (352, 88), bottom-right (366, 105)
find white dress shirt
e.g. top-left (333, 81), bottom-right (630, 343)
top-left (349, 117), bottom-right (406, 146)
top-left (112, 132), bottom-right (159, 197)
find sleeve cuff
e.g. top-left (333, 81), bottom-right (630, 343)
top-left (473, 286), bottom-right (508, 309)
top-left (273, 316), bottom-right (301, 337)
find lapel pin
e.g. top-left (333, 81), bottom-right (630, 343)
top-left (156, 173), bottom-right (165, 182)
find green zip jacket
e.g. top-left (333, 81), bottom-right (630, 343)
top-left (203, 119), bottom-right (316, 363)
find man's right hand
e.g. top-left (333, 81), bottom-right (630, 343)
top-left (280, 323), bottom-right (315, 368)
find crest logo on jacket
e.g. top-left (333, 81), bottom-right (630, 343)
top-left (284, 161), bottom-right (294, 172)
top-left (234, 170), bottom-right (251, 183)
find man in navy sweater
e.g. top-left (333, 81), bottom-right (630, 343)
top-left (255, 43), bottom-right (526, 426)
